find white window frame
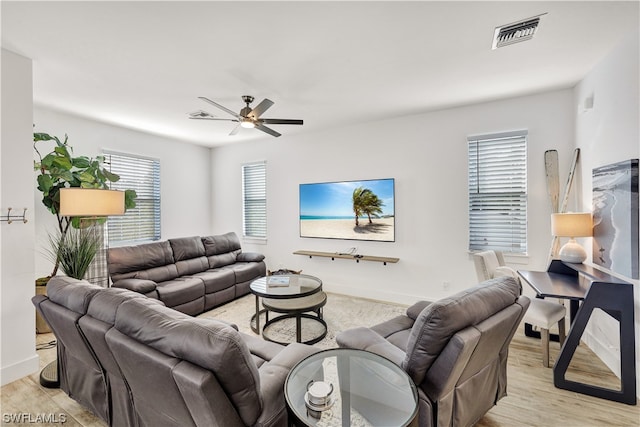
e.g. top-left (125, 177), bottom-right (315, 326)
top-left (104, 151), bottom-right (161, 245)
top-left (242, 161), bottom-right (267, 239)
top-left (468, 130), bottom-right (528, 254)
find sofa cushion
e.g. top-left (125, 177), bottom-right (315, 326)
top-left (227, 262), bottom-right (267, 284)
top-left (402, 277), bottom-right (521, 385)
top-left (175, 256), bottom-right (209, 276)
top-left (87, 287), bottom-right (164, 325)
top-left (169, 236), bottom-right (206, 261)
top-left (109, 241), bottom-right (175, 279)
top-left (202, 232), bottom-right (242, 255)
top-left (203, 233), bottom-right (242, 268)
top-left (46, 276), bottom-right (103, 314)
top-left (114, 298), bottom-right (263, 426)
top-left (192, 269), bottom-right (236, 293)
top-left (130, 264), bottom-right (180, 283)
top-left (207, 253), bottom-right (239, 269)
top-left (156, 278), bottom-right (205, 307)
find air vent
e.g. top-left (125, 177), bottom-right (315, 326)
top-left (492, 14), bottom-right (546, 50)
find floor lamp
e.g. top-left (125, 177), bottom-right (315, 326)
top-left (39, 188), bottom-right (125, 388)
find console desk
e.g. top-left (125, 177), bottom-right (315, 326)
top-left (518, 260), bottom-right (636, 405)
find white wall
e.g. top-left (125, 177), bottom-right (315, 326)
top-left (211, 89), bottom-right (575, 304)
top-left (32, 108), bottom-right (213, 278)
top-left (1, 49), bottom-right (39, 386)
top-left (574, 29), bottom-right (640, 393)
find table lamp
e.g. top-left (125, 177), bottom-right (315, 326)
top-left (551, 212), bottom-right (592, 263)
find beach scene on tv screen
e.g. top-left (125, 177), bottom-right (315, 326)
top-left (300, 179), bottom-right (395, 242)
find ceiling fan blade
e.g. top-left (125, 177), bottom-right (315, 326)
top-left (188, 110), bottom-right (215, 118)
top-left (189, 117), bottom-right (239, 122)
top-left (229, 123), bottom-right (242, 136)
top-left (255, 123), bottom-right (281, 137)
top-left (260, 118), bottom-right (303, 125)
top-left (249, 98), bottom-right (274, 119)
top-left (199, 97), bottom-right (241, 119)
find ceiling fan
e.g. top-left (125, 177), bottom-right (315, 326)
top-left (188, 95), bottom-right (303, 138)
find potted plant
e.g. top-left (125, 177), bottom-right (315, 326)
top-left (45, 227), bottom-right (101, 281)
top-left (34, 131), bottom-right (136, 331)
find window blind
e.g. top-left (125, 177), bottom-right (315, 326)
top-left (105, 151), bottom-right (161, 244)
top-left (242, 162), bottom-right (267, 239)
top-left (468, 130), bottom-right (527, 254)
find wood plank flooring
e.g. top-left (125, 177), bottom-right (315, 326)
top-left (2, 293), bottom-right (638, 426)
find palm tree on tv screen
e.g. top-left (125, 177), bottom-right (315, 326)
top-left (352, 187), bottom-right (384, 226)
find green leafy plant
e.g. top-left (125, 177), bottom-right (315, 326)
top-left (34, 131), bottom-right (136, 278)
top-left (45, 228), bottom-right (101, 280)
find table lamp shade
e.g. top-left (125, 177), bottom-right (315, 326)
top-left (551, 212), bottom-right (592, 263)
top-left (551, 213), bottom-right (592, 237)
top-left (59, 188), bottom-right (125, 216)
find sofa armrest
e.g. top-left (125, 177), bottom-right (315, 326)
top-left (406, 301), bottom-right (431, 320)
top-left (236, 252), bottom-right (265, 263)
top-left (32, 295), bottom-right (48, 316)
top-left (112, 278), bottom-right (157, 294)
top-left (336, 327), bottom-right (405, 366)
top-left (256, 343), bottom-right (319, 426)
top-left (173, 361), bottom-right (244, 427)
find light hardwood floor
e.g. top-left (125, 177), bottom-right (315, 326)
top-left (2, 293), bottom-right (638, 426)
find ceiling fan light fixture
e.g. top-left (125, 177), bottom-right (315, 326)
top-left (195, 95), bottom-right (302, 138)
top-left (240, 119), bottom-right (255, 129)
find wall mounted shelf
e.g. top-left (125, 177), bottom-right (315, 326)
top-left (293, 250), bottom-right (399, 265)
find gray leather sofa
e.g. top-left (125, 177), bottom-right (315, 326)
top-left (33, 275), bottom-right (319, 427)
top-left (336, 277), bottom-right (530, 427)
top-left (108, 232), bottom-right (266, 316)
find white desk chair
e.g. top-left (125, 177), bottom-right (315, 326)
top-left (473, 250), bottom-right (566, 367)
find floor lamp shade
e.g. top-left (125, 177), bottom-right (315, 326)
top-left (551, 212), bottom-right (592, 263)
top-left (59, 188), bottom-right (125, 216)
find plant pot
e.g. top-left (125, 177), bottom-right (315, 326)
top-left (35, 283), bottom-right (51, 334)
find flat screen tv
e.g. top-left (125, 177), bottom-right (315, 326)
top-left (299, 178), bottom-right (395, 242)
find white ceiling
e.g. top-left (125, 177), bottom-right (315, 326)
top-left (2, 1), bottom-right (638, 147)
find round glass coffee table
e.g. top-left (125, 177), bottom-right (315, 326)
top-left (249, 274), bottom-right (326, 345)
top-left (285, 348), bottom-right (418, 427)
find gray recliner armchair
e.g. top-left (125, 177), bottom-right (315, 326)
top-left (473, 250), bottom-right (566, 367)
top-left (336, 277), bottom-right (530, 427)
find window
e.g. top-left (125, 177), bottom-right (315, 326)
top-left (242, 161), bottom-right (266, 239)
top-left (105, 151), bottom-right (161, 244)
top-left (468, 130), bottom-right (527, 254)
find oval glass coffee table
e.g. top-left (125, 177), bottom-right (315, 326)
top-left (249, 274), bottom-right (327, 345)
top-left (285, 348), bottom-right (418, 427)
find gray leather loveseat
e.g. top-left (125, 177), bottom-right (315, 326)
top-left (336, 277), bottom-right (530, 427)
top-left (108, 232), bottom-right (266, 315)
top-left (32, 275), bottom-right (319, 427)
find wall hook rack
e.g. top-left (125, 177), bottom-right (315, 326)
top-left (1, 207), bottom-right (28, 224)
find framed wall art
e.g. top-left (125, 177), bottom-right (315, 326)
top-left (300, 178), bottom-right (395, 242)
top-left (592, 158), bottom-right (639, 279)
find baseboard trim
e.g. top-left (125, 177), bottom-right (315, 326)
top-left (582, 329), bottom-right (622, 378)
top-left (1, 353), bottom-right (39, 386)
top-left (323, 283), bottom-right (422, 306)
